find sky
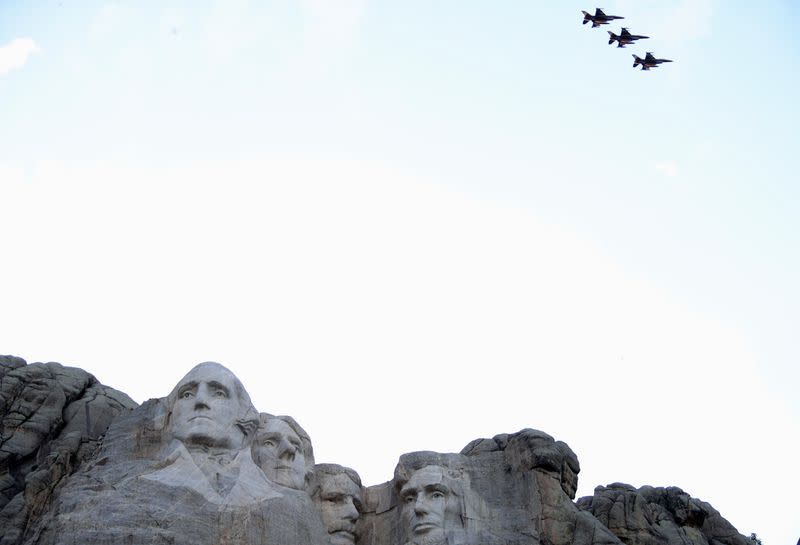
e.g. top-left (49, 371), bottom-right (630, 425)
top-left (1, 1), bottom-right (798, 543)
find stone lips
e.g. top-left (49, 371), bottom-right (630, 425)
top-left (0, 356), bottom-right (757, 545)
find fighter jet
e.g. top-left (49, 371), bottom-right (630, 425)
top-left (608, 27), bottom-right (649, 48)
top-left (581, 8), bottom-right (624, 28)
top-left (632, 52), bottom-right (673, 70)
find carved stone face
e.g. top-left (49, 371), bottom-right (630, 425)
top-left (253, 418), bottom-right (307, 489)
top-left (399, 465), bottom-right (461, 544)
top-left (313, 472), bottom-right (363, 545)
top-left (169, 363), bottom-right (244, 449)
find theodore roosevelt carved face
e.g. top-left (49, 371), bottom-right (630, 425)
top-left (310, 464), bottom-right (363, 545)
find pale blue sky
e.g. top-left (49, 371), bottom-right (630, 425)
top-left (1, 2), bottom-right (798, 544)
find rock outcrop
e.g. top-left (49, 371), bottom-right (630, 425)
top-left (21, 362), bottom-right (329, 545)
top-left (358, 429), bottom-right (621, 545)
top-left (576, 483), bottom-right (752, 545)
top-left (0, 356), bottom-right (755, 545)
top-left (0, 356), bottom-right (136, 545)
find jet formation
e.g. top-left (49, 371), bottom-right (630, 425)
top-left (582, 8), bottom-right (673, 70)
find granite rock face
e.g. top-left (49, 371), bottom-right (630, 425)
top-left (358, 429), bottom-right (621, 545)
top-left (0, 356), bottom-right (136, 545)
top-left (0, 356), bottom-right (754, 545)
top-left (576, 483), bottom-right (752, 545)
top-left (22, 362), bottom-right (329, 545)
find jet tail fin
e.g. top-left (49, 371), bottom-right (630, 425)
top-left (608, 31), bottom-right (616, 45)
top-left (582, 11), bottom-right (590, 24)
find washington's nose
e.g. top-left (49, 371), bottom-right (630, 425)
top-left (193, 385), bottom-right (211, 409)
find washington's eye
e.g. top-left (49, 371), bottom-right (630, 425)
top-left (181, 391), bottom-right (193, 399)
top-left (213, 389), bottom-right (227, 398)
top-left (431, 491), bottom-right (444, 499)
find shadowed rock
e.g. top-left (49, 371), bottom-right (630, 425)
top-left (0, 356), bottom-right (136, 545)
top-left (577, 483), bottom-right (752, 545)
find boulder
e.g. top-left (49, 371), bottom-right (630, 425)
top-left (576, 483), bottom-right (752, 545)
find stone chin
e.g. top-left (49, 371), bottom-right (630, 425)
top-left (328, 530), bottom-right (357, 545)
top-left (265, 467), bottom-right (304, 490)
top-left (173, 418), bottom-right (239, 448)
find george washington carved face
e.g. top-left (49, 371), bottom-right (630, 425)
top-left (168, 362), bottom-right (256, 450)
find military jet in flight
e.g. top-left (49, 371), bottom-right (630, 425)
top-left (607, 27), bottom-right (649, 48)
top-left (632, 52), bottom-right (673, 70)
top-left (581, 8), bottom-right (624, 28)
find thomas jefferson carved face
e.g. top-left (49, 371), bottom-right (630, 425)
top-left (169, 363), bottom-right (246, 450)
top-left (399, 465), bottom-right (462, 544)
top-left (253, 418), bottom-right (307, 489)
top-left (312, 470), bottom-right (363, 545)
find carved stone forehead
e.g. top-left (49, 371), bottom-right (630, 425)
top-left (169, 362), bottom-right (252, 407)
top-left (175, 361), bottom-right (236, 389)
top-left (258, 418), bottom-right (299, 439)
top-left (403, 465), bottom-right (446, 491)
top-left (320, 472), bottom-right (363, 498)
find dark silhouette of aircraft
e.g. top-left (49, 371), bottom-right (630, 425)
top-left (632, 52), bottom-right (673, 70)
top-left (608, 27), bottom-right (649, 48)
top-left (582, 8), bottom-right (624, 28)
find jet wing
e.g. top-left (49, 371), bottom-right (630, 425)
top-left (620, 28), bottom-right (631, 37)
top-left (595, 8), bottom-right (606, 17)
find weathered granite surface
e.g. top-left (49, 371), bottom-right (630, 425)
top-left (22, 362), bottom-right (329, 545)
top-left (0, 356), bottom-right (755, 545)
top-left (358, 429), bottom-right (620, 545)
top-left (576, 483), bottom-right (752, 545)
top-left (0, 356), bottom-right (136, 545)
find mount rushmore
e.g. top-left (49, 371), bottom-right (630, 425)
top-left (1, 356), bottom-right (754, 545)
